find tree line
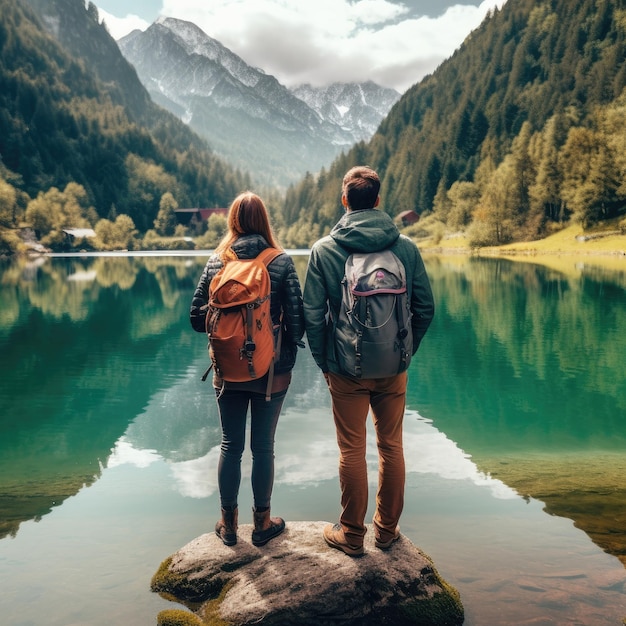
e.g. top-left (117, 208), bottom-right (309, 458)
top-left (279, 0), bottom-right (626, 248)
top-left (2, 0), bottom-right (626, 254)
top-left (0, 0), bottom-right (249, 253)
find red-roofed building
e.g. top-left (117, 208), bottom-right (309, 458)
top-left (396, 210), bottom-right (420, 227)
top-left (175, 208), bottom-right (228, 225)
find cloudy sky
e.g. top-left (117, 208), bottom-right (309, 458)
top-left (96, 0), bottom-right (507, 93)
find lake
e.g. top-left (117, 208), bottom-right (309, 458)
top-left (0, 251), bottom-right (625, 626)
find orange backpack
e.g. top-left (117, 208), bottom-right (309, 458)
top-left (203, 248), bottom-right (282, 394)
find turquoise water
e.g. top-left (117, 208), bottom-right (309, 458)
top-left (0, 252), bottom-right (625, 625)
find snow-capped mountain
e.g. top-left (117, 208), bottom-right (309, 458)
top-left (292, 81), bottom-right (400, 142)
top-left (118, 17), bottom-right (399, 186)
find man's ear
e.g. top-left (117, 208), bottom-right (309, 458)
top-left (374, 195), bottom-right (380, 207)
top-left (341, 195), bottom-right (349, 208)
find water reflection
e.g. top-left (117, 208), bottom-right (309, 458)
top-left (1, 253), bottom-right (626, 625)
top-left (0, 255), bottom-right (207, 539)
top-left (110, 349), bottom-right (518, 502)
top-left (2, 253), bottom-right (625, 556)
top-left (413, 254), bottom-right (626, 566)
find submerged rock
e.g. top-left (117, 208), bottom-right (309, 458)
top-left (151, 520), bottom-right (464, 625)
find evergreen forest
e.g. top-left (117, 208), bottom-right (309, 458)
top-left (0, 0), bottom-right (249, 253)
top-left (1, 0), bottom-right (625, 254)
top-left (281, 0), bottom-right (626, 248)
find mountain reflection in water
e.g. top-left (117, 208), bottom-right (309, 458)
top-left (0, 252), bottom-right (625, 626)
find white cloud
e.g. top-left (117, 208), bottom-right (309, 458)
top-left (163, 409), bottom-right (518, 501)
top-left (347, 0), bottom-right (410, 26)
top-left (107, 437), bottom-right (160, 468)
top-left (99, 8), bottom-right (150, 38)
top-left (104, 1), bottom-right (505, 92)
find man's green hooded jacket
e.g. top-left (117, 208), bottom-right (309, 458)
top-left (303, 207), bottom-right (435, 374)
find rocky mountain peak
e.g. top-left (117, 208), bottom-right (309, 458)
top-left (118, 16), bottom-right (399, 186)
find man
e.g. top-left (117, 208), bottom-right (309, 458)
top-left (303, 165), bottom-right (435, 556)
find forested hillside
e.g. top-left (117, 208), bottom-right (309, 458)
top-left (0, 0), bottom-right (249, 252)
top-left (281, 0), bottom-right (626, 248)
top-left (2, 0), bottom-right (625, 254)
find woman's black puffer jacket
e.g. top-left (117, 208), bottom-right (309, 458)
top-left (189, 234), bottom-right (305, 375)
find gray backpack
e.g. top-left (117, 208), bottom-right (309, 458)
top-left (334, 249), bottom-right (413, 378)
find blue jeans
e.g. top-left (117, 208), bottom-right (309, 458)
top-left (216, 387), bottom-right (287, 510)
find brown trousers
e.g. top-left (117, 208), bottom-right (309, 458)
top-left (326, 371), bottom-right (407, 546)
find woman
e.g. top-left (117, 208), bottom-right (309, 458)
top-left (190, 192), bottom-right (304, 547)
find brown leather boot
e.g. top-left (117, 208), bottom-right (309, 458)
top-left (251, 507), bottom-right (285, 546)
top-left (215, 507), bottom-right (238, 546)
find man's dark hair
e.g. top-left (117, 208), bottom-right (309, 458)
top-left (342, 166), bottom-right (381, 210)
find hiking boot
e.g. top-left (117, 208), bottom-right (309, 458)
top-left (252, 508), bottom-right (285, 546)
top-left (215, 507), bottom-right (238, 546)
top-left (375, 526), bottom-right (401, 550)
top-left (323, 523), bottom-right (364, 557)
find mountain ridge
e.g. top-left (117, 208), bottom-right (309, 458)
top-left (1, 0), bottom-right (249, 236)
top-left (278, 0), bottom-right (626, 248)
top-left (118, 16), bottom-right (399, 186)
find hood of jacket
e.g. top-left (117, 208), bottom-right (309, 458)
top-left (229, 233), bottom-right (270, 259)
top-left (329, 208), bottom-right (399, 253)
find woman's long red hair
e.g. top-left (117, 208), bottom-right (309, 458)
top-left (215, 192), bottom-right (281, 259)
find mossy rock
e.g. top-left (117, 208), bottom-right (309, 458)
top-left (151, 522), bottom-right (464, 626)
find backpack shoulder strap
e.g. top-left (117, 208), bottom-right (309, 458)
top-left (256, 247), bottom-right (282, 267)
top-left (256, 248), bottom-right (283, 400)
top-left (243, 248), bottom-right (280, 399)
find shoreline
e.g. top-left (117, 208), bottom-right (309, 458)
top-left (418, 223), bottom-right (626, 272)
